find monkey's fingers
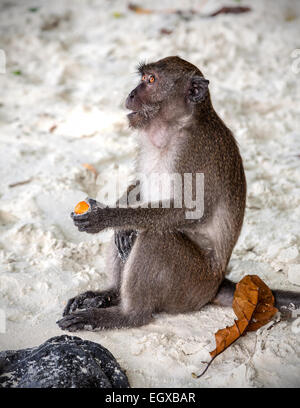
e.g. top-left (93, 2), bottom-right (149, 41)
top-left (71, 212), bottom-right (90, 221)
top-left (63, 297), bottom-right (76, 316)
top-left (79, 226), bottom-right (102, 234)
top-left (63, 291), bottom-right (99, 316)
top-left (74, 220), bottom-right (91, 230)
top-left (57, 315), bottom-right (85, 332)
top-left (86, 197), bottom-right (107, 210)
top-left (86, 198), bottom-right (98, 208)
top-left (57, 310), bottom-right (95, 332)
top-left (82, 296), bottom-right (110, 309)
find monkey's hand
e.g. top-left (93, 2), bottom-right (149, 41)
top-left (71, 198), bottom-right (107, 234)
top-left (114, 229), bottom-right (138, 262)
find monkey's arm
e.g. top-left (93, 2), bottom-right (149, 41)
top-left (71, 197), bottom-right (203, 234)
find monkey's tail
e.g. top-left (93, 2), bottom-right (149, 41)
top-left (213, 278), bottom-right (300, 315)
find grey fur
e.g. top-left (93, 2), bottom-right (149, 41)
top-left (57, 56), bottom-right (299, 332)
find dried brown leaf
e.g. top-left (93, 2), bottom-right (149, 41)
top-left (194, 275), bottom-right (277, 378)
top-left (128, 3), bottom-right (153, 14)
top-left (210, 275), bottom-right (277, 358)
top-left (244, 275), bottom-right (277, 331)
top-left (9, 178), bottom-right (33, 188)
top-left (210, 6), bottom-right (251, 17)
top-left (160, 28), bottom-right (173, 35)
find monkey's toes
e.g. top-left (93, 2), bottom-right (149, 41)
top-left (57, 311), bottom-right (93, 332)
top-left (82, 296), bottom-right (110, 309)
top-left (63, 291), bottom-right (98, 316)
top-left (62, 292), bottom-right (112, 317)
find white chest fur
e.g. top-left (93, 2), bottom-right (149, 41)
top-left (137, 130), bottom-right (175, 204)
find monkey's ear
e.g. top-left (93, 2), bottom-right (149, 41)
top-left (188, 76), bottom-right (209, 103)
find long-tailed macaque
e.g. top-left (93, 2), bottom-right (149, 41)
top-left (57, 56), bottom-right (299, 332)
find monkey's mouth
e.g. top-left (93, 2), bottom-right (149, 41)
top-left (127, 111), bottom-right (138, 118)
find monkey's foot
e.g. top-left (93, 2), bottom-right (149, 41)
top-left (57, 310), bottom-right (102, 332)
top-left (115, 230), bottom-right (137, 262)
top-left (57, 307), bottom-right (152, 332)
top-left (63, 291), bottom-right (116, 317)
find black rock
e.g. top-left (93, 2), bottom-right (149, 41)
top-left (0, 335), bottom-right (130, 388)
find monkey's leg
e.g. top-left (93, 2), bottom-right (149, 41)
top-left (57, 231), bottom-right (221, 332)
top-left (62, 239), bottom-right (124, 316)
top-left (144, 232), bottom-right (223, 314)
top-left (57, 236), bottom-right (153, 331)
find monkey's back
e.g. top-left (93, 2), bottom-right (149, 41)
top-left (178, 109), bottom-right (247, 274)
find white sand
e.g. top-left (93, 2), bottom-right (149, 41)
top-left (0, 0), bottom-right (299, 387)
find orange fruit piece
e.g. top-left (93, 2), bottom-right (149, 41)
top-left (74, 201), bottom-right (90, 214)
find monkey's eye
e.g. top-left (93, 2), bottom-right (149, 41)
top-left (149, 75), bottom-right (155, 84)
top-left (142, 75), bottom-right (147, 81)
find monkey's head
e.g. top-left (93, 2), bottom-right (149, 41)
top-left (126, 56), bottom-right (210, 129)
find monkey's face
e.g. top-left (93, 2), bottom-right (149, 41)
top-left (126, 57), bottom-right (210, 129)
top-left (125, 70), bottom-right (162, 129)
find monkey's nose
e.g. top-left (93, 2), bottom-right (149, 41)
top-left (129, 90), bottom-right (136, 99)
top-left (126, 89), bottom-right (137, 109)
